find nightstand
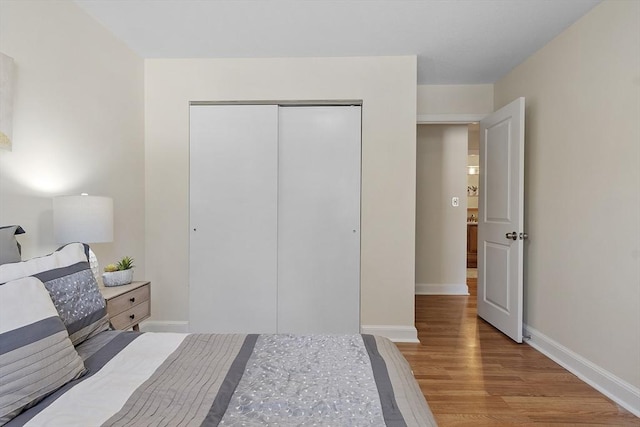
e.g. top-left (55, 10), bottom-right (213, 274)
top-left (100, 281), bottom-right (150, 331)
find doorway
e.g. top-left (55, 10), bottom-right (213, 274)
top-left (416, 99), bottom-right (526, 343)
top-left (415, 123), bottom-right (471, 296)
top-left (415, 121), bottom-right (480, 296)
top-left (466, 123), bottom-right (480, 285)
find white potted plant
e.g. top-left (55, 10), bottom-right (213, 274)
top-left (102, 256), bottom-right (135, 287)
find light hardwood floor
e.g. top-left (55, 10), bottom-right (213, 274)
top-left (396, 279), bottom-right (639, 426)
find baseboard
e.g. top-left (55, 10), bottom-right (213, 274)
top-left (524, 324), bottom-right (640, 417)
top-left (139, 321), bottom-right (420, 344)
top-left (140, 320), bottom-right (189, 333)
top-left (360, 325), bottom-right (420, 343)
top-left (415, 283), bottom-right (469, 295)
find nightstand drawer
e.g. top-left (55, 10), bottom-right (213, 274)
top-left (100, 281), bottom-right (151, 331)
top-left (109, 300), bottom-right (150, 331)
top-left (106, 284), bottom-right (150, 317)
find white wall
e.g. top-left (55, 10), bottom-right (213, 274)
top-left (415, 125), bottom-right (469, 295)
top-left (417, 84), bottom-right (493, 116)
top-left (144, 56), bottom-right (418, 340)
top-left (0, 1), bottom-right (145, 277)
top-left (495, 0), bottom-right (640, 412)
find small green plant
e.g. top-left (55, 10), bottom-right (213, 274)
top-left (104, 256), bottom-right (135, 272)
top-left (116, 256), bottom-right (135, 271)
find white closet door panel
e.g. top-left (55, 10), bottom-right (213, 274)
top-left (277, 106), bottom-right (361, 334)
top-left (189, 105), bottom-right (278, 333)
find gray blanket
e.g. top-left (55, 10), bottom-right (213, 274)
top-left (9, 333), bottom-right (437, 427)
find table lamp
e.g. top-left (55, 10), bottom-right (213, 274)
top-left (53, 194), bottom-right (113, 280)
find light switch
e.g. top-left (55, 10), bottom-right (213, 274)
top-left (451, 196), bottom-right (460, 207)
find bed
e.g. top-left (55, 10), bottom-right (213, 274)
top-left (0, 237), bottom-right (437, 426)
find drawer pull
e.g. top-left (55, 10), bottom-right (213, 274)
top-left (130, 297), bottom-right (136, 303)
top-left (129, 314), bottom-right (135, 320)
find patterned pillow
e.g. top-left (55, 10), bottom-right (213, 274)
top-left (0, 225), bottom-right (25, 265)
top-left (0, 276), bottom-right (86, 424)
top-left (0, 243), bottom-right (110, 345)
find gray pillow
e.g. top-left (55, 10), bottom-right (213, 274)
top-left (0, 225), bottom-right (25, 265)
top-left (0, 243), bottom-right (110, 346)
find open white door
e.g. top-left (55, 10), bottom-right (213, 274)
top-left (477, 97), bottom-right (525, 343)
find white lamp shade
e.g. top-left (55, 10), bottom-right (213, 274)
top-left (53, 195), bottom-right (114, 244)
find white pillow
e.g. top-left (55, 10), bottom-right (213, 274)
top-left (0, 241), bottom-right (86, 284)
top-left (0, 276), bottom-right (86, 424)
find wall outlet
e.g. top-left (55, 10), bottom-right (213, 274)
top-left (451, 196), bottom-right (460, 207)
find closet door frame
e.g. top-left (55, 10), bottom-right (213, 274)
top-left (189, 101), bottom-right (362, 334)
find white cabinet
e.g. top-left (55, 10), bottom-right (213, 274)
top-left (189, 104), bottom-right (361, 334)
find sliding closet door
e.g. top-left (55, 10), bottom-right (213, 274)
top-left (189, 105), bottom-right (278, 333)
top-left (277, 106), bottom-right (361, 334)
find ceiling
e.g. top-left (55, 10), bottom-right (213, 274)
top-left (75, 0), bottom-right (600, 85)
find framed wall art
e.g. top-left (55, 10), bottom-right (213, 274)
top-left (0, 52), bottom-right (15, 151)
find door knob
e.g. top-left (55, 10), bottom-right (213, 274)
top-left (505, 231), bottom-right (517, 240)
top-left (519, 232), bottom-right (528, 240)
